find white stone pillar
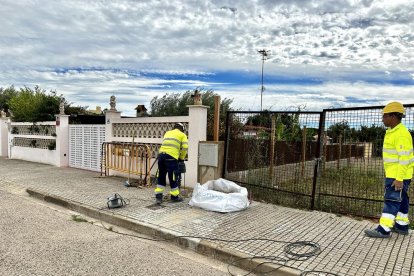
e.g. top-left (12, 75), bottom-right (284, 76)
top-left (186, 105), bottom-right (208, 187)
top-left (55, 115), bottom-right (69, 167)
top-left (0, 117), bottom-right (9, 157)
top-left (105, 110), bottom-right (122, 142)
top-left (104, 110), bottom-right (122, 176)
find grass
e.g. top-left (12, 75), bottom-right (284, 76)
top-left (234, 161), bottom-right (414, 222)
top-left (71, 215), bottom-right (88, 223)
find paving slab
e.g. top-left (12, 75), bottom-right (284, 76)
top-left (0, 157), bottom-right (413, 276)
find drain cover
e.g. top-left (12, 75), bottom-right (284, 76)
top-left (146, 203), bottom-right (166, 210)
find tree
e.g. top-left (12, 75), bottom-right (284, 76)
top-left (0, 86), bottom-right (18, 115)
top-left (245, 111), bottom-right (306, 141)
top-left (150, 88), bottom-right (233, 140)
top-left (3, 85), bottom-right (90, 122)
top-left (8, 86), bottom-right (60, 122)
top-left (327, 120), bottom-right (351, 143)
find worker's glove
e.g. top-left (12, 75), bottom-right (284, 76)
top-left (178, 160), bottom-right (186, 173)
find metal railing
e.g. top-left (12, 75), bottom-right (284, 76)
top-left (101, 142), bottom-right (152, 186)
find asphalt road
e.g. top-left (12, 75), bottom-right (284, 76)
top-left (0, 187), bottom-right (247, 276)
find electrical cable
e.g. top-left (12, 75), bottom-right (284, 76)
top-left (97, 221), bottom-right (341, 276)
top-left (95, 195), bottom-right (340, 275)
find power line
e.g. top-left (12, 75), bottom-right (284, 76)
top-left (257, 49), bottom-right (271, 111)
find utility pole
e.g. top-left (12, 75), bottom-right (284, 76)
top-left (257, 49), bottom-right (270, 111)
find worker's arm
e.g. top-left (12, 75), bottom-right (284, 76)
top-left (179, 135), bottom-right (188, 160)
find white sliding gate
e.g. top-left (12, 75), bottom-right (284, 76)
top-left (69, 125), bottom-right (106, 172)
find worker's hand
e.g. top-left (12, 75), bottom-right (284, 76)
top-left (391, 180), bottom-right (403, 191)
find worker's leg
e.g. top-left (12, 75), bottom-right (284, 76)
top-left (154, 154), bottom-right (167, 203)
top-left (394, 180), bottom-right (411, 234)
top-left (165, 158), bottom-right (181, 201)
top-left (378, 178), bottom-right (403, 234)
top-left (365, 178), bottom-right (400, 238)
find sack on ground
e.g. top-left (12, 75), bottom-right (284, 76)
top-left (189, 178), bottom-right (249, 213)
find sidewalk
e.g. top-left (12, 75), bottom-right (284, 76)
top-left (1, 157), bottom-right (413, 276)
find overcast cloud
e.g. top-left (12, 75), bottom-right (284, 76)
top-left (0, 0), bottom-right (413, 115)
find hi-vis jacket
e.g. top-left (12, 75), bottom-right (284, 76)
top-left (159, 129), bottom-right (188, 160)
top-left (383, 123), bottom-right (414, 181)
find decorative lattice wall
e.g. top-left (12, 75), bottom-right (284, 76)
top-left (112, 122), bottom-right (189, 138)
top-left (10, 124), bottom-right (56, 136)
top-left (13, 137), bottom-right (56, 150)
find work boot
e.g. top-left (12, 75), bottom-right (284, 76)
top-left (392, 226), bottom-right (409, 236)
top-left (170, 196), bottom-right (184, 203)
top-left (364, 228), bottom-right (391, 238)
top-left (155, 194), bottom-right (163, 205)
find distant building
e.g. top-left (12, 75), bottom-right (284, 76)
top-left (313, 134), bottom-right (332, 145)
top-left (135, 105), bottom-right (148, 117)
top-left (88, 106), bottom-right (103, 115)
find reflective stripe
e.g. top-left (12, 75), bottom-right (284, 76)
top-left (380, 217), bottom-right (394, 232)
top-left (163, 137), bottom-right (181, 143)
top-left (399, 160), bottom-right (411, 165)
top-left (383, 158), bottom-right (399, 163)
top-left (154, 185), bottom-right (165, 194)
top-left (162, 143), bottom-right (180, 150)
top-left (383, 149), bottom-right (398, 154)
top-left (397, 212), bottom-right (409, 219)
top-left (396, 212), bottom-right (410, 226)
top-left (381, 213), bottom-right (395, 220)
top-left (170, 188), bottom-right (180, 196)
top-left (182, 142), bottom-right (188, 145)
top-left (398, 149), bottom-right (413, 156)
top-left (154, 189), bottom-right (164, 194)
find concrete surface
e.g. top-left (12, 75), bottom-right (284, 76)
top-left (0, 188), bottom-right (245, 276)
top-left (1, 157), bottom-right (413, 276)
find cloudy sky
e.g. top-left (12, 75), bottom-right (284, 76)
top-left (1, 0), bottom-right (413, 115)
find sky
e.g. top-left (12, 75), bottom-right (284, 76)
top-left (1, 0), bottom-right (414, 116)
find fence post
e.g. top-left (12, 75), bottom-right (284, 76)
top-left (55, 115), bottom-right (69, 167)
top-left (337, 134), bottom-right (342, 169)
top-left (187, 105), bottom-right (208, 186)
top-left (301, 126), bottom-right (307, 177)
top-left (311, 111), bottom-right (325, 210)
top-left (213, 96), bottom-right (220, 142)
top-left (269, 115), bottom-right (275, 184)
top-left (0, 116), bottom-right (9, 157)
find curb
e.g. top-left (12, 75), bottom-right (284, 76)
top-left (27, 188), bottom-right (299, 276)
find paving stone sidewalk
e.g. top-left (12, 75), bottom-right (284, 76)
top-left (1, 157), bottom-right (413, 276)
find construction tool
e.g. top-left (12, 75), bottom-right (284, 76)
top-left (107, 193), bottom-right (129, 209)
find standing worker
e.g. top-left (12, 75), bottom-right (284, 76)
top-left (365, 102), bottom-right (414, 238)
top-left (154, 123), bottom-right (188, 204)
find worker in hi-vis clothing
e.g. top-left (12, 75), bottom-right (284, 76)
top-left (154, 123), bottom-right (188, 204)
top-left (365, 102), bottom-right (414, 238)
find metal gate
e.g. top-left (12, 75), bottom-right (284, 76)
top-left (69, 125), bottom-right (106, 171)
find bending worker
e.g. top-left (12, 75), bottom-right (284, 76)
top-left (365, 102), bottom-right (414, 238)
top-left (154, 123), bottom-right (188, 204)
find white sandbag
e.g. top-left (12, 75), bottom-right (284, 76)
top-left (189, 178), bottom-right (249, 213)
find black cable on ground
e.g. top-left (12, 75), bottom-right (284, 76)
top-left (97, 222), bottom-right (341, 276)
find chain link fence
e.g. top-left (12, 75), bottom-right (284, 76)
top-left (224, 105), bottom-right (414, 221)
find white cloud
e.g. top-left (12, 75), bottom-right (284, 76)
top-left (0, 0), bottom-right (413, 115)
